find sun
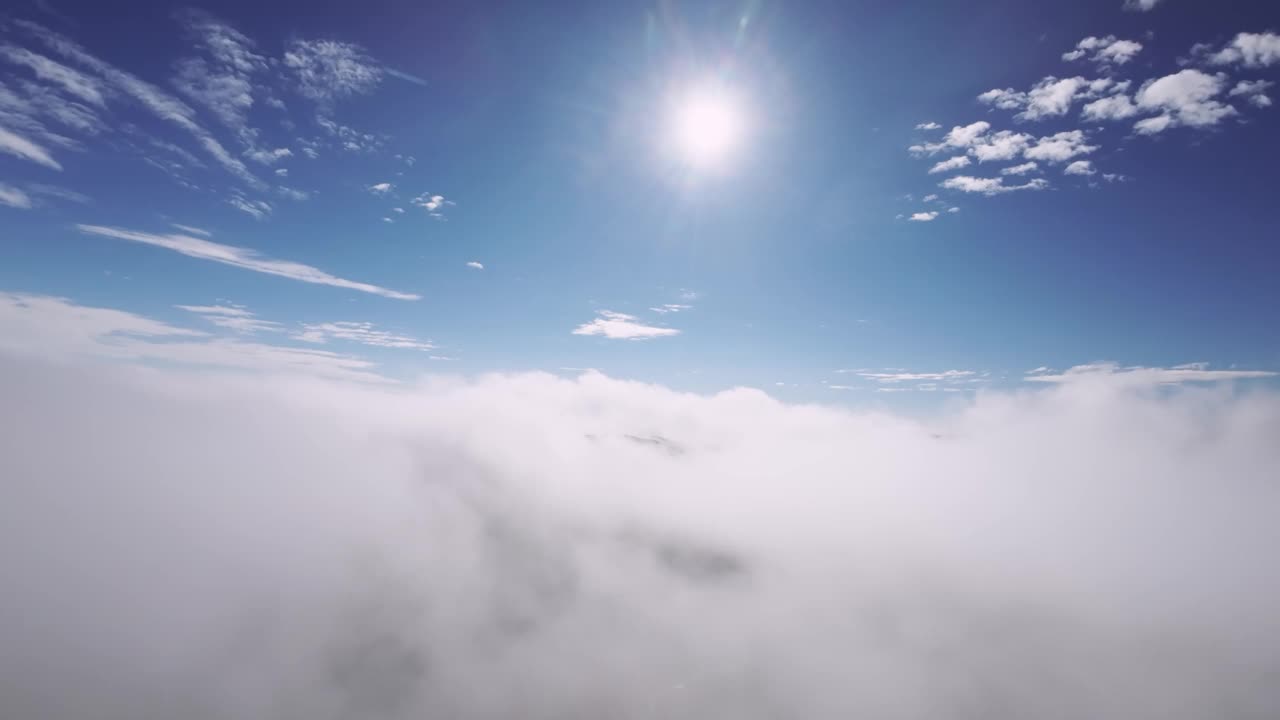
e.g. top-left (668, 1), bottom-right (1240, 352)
top-left (667, 83), bottom-right (747, 170)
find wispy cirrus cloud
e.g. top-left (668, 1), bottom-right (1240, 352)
top-left (76, 224), bottom-right (420, 300)
top-left (572, 310), bottom-right (679, 340)
top-left (1025, 362), bottom-right (1276, 384)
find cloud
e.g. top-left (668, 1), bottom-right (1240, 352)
top-left (909, 211), bottom-right (939, 222)
top-left (15, 19), bottom-right (264, 189)
top-left (176, 303), bottom-right (282, 334)
top-left (1019, 76), bottom-right (1094, 120)
top-left (947, 206), bottom-right (960, 213)
top-left (940, 176), bottom-right (1049, 195)
top-left (0, 125), bottom-right (62, 169)
top-left (245, 147), bottom-right (292, 165)
top-left (915, 121), bottom-right (941, 130)
top-left (969, 130), bottom-right (1033, 163)
top-left (171, 223), bottom-right (211, 236)
top-left (572, 310), bottom-right (679, 340)
top-left (1081, 93), bottom-right (1139, 121)
top-left (412, 192), bottom-right (454, 218)
top-left (465, 261), bottom-right (484, 270)
top-left (2, 312), bottom-right (1280, 718)
top-left (927, 155), bottom-right (970, 174)
top-left (75, 224), bottom-right (420, 300)
top-left (909, 121), bottom-right (989, 156)
top-left (171, 12), bottom-right (265, 132)
top-left (283, 39), bottom-right (383, 103)
top-left (228, 195), bottom-right (272, 220)
top-left (1134, 69), bottom-right (1236, 133)
top-left (294, 321), bottom-right (434, 351)
top-left (1064, 160), bottom-right (1096, 176)
top-left (1208, 32), bottom-right (1280, 69)
top-left (1024, 130), bottom-right (1098, 163)
top-left (845, 369), bottom-right (977, 383)
top-left (0, 44), bottom-right (106, 106)
top-left (1025, 362), bottom-right (1276, 384)
top-left (650, 304), bottom-right (691, 314)
top-left (1001, 161), bottom-right (1039, 176)
top-left (0, 183), bottom-right (34, 209)
top-left (1063, 36), bottom-right (1143, 66)
top-left (0, 292), bottom-right (386, 382)
top-left (1123, 0), bottom-right (1162, 10)
top-left (1230, 79), bottom-right (1274, 108)
top-left (369, 182), bottom-right (393, 194)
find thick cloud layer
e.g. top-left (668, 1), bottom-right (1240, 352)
top-left (2, 357), bottom-right (1279, 719)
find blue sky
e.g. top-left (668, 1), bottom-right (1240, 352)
top-left (2, 0), bottom-right (1279, 402)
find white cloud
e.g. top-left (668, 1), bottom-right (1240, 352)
top-left (978, 87), bottom-right (1027, 110)
top-left (228, 195), bottom-right (272, 220)
top-left (909, 211), bottom-right (939, 222)
top-left (465, 261), bottom-right (484, 270)
top-left (1064, 160), bottom-right (1096, 176)
top-left (369, 182), bottom-right (393, 194)
top-left (847, 369), bottom-right (976, 383)
top-left (1134, 70), bottom-right (1236, 133)
top-left (245, 147), bottom-right (292, 165)
top-left (947, 206), bottom-right (960, 213)
top-left (0, 183), bottom-right (33, 209)
top-left (572, 310), bottom-right (679, 340)
top-left (1026, 362), bottom-right (1276, 384)
top-left (1230, 79), bottom-right (1274, 108)
top-left (283, 39), bottom-right (383, 103)
top-left (392, 207), bottom-right (404, 213)
top-left (2, 318), bottom-right (1280, 718)
top-left (1020, 76), bottom-right (1092, 120)
top-left (176, 303), bottom-right (282, 334)
top-left (275, 167), bottom-right (288, 177)
top-left (1209, 32), bottom-right (1280, 69)
top-left (910, 121), bottom-right (990, 156)
top-left (0, 125), bottom-right (61, 169)
top-left (0, 44), bottom-right (106, 106)
top-left (171, 12), bottom-right (265, 132)
top-left (1123, 0), bottom-right (1163, 11)
top-left (915, 121), bottom-right (942, 130)
top-left (922, 194), bottom-right (938, 203)
top-left (294, 321), bottom-right (434, 351)
top-left (650, 304), bottom-right (691, 314)
top-left (16, 19), bottom-right (264, 189)
top-left (1024, 130), bottom-right (1098, 163)
top-left (941, 176), bottom-right (1049, 195)
top-left (412, 192), bottom-right (454, 218)
top-left (928, 155), bottom-right (970, 174)
top-left (171, 223), bottom-right (211, 237)
top-left (276, 187), bottom-right (309, 202)
top-left (1001, 161), bottom-right (1039, 176)
top-left (75, 224), bottom-right (420, 300)
top-left (1063, 36), bottom-right (1143, 66)
top-left (1081, 93), bottom-right (1139, 121)
top-left (969, 131), bottom-right (1033, 163)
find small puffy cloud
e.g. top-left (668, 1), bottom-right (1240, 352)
top-left (572, 310), bottom-right (679, 340)
top-left (244, 147), bottom-right (292, 165)
top-left (1123, 0), bottom-right (1162, 10)
top-left (947, 206), bottom-right (960, 213)
top-left (1064, 160), bottom-right (1096, 176)
top-left (1134, 69), bottom-right (1236, 133)
top-left (465, 261), bottom-right (484, 270)
top-left (1024, 130), bottom-right (1098, 163)
top-left (1063, 36), bottom-right (1143, 66)
top-left (274, 167), bottom-right (288, 177)
top-left (1001, 162), bottom-right (1039, 176)
top-left (0, 183), bottom-right (33, 209)
top-left (368, 182), bottom-right (393, 194)
top-left (922, 194), bottom-right (939, 203)
top-left (1209, 32), bottom-right (1280, 68)
top-left (1081, 93), bottom-right (1139, 121)
top-left (928, 155), bottom-right (971, 174)
top-left (909, 211), bottom-right (940, 222)
top-left (941, 176), bottom-right (1049, 195)
top-left (911, 121), bottom-right (991, 155)
top-left (970, 131), bottom-right (1033, 163)
top-left (1230, 79), bottom-right (1274, 108)
top-left (978, 88), bottom-right (1027, 110)
top-left (1020, 76), bottom-right (1094, 120)
top-left (412, 192), bottom-right (454, 218)
top-left (915, 121), bottom-right (942, 130)
top-left (283, 39), bottom-right (383, 103)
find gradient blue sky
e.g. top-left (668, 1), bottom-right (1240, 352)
top-left (2, 0), bottom-right (1278, 402)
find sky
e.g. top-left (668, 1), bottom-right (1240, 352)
top-left (2, 0), bottom-right (1278, 402)
top-left (6, 3), bottom-right (1280, 717)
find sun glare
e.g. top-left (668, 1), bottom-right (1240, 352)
top-left (668, 84), bottom-right (746, 170)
